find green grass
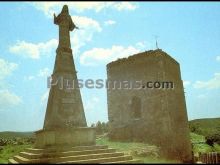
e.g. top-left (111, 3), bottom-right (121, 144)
top-left (96, 137), bottom-right (179, 163)
top-left (0, 144), bottom-right (32, 164)
top-left (0, 131), bottom-right (219, 164)
top-left (189, 118), bottom-right (220, 158)
top-left (0, 140), bottom-right (177, 164)
top-left (190, 132), bottom-right (206, 143)
top-left (190, 132), bottom-right (220, 157)
top-left (96, 136), bottom-right (151, 154)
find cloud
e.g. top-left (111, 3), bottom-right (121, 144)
top-left (38, 68), bottom-right (51, 77)
top-left (193, 72), bottom-right (220, 89)
top-left (183, 80), bottom-right (191, 87)
top-left (0, 58), bottom-right (22, 110)
top-left (31, 2), bottom-right (138, 16)
top-left (71, 16), bottom-right (102, 55)
top-left (0, 58), bottom-right (18, 80)
top-left (9, 39), bottom-right (57, 59)
top-left (84, 96), bottom-right (100, 111)
top-left (197, 94), bottom-right (206, 99)
top-left (24, 67), bottom-right (51, 81)
top-left (112, 2), bottom-right (137, 11)
top-left (72, 16), bottom-right (102, 32)
top-left (80, 44), bottom-right (142, 66)
top-left (29, 3), bottom-right (130, 58)
top-left (104, 20), bottom-right (116, 26)
top-left (216, 56), bottom-right (220, 62)
top-left (135, 41), bottom-right (149, 49)
top-left (9, 15), bottom-right (101, 59)
top-left (25, 76), bottom-right (35, 81)
top-left (41, 90), bottom-right (49, 104)
top-left (0, 90), bottom-right (22, 110)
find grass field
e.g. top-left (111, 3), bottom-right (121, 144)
top-left (96, 136), bottom-right (180, 163)
top-left (0, 138), bottom-right (178, 164)
top-left (0, 144), bottom-right (32, 163)
top-left (0, 118), bottom-right (219, 163)
top-left (190, 132), bottom-right (220, 157)
top-left (0, 133), bottom-right (219, 164)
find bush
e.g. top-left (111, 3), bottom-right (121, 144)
top-left (0, 137), bottom-right (35, 146)
top-left (205, 133), bottom-right (220, 146)
top-left (91, 121), bottom-right (109, 135)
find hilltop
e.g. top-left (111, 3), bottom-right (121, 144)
top-left (0, 131), bottom-right (34, 139)
top-left (189, 118), bottom-right (220, 136)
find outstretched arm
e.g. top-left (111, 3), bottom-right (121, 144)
top-left (54, 13), bottom-right (58, 25)
top-left (69, 16), bottom-right (77, 31)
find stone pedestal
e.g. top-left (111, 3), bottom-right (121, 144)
top-left (34, 127), bottom-right (96, 148)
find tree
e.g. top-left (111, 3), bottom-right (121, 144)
top-left (96, 121), bottom-right (103, 135)
top-left (205, 133), bottom-right (220, 146)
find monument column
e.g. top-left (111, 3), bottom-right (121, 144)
top-left (35, 5), bottom-right (95, 148)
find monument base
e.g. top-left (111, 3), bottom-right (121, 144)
top-left (34, 127), bottom-right (96, 148)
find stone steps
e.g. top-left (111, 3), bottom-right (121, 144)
top-left (24, 145), bottom-right (108, 154)
top-left (8, 159), bottom-right (18, 164)
top-left (59, 155), bottom-right (133, 164)
top-left (14, 152), bottom-right (125, 163)
top-left (9, 158), bottom-right (143, 164)
top-left (9, 145), bottom-right (141, 164)
top-left (19, 148), bottom-right (116, 159)
top-left (105, 159), bottom-right (143, 164)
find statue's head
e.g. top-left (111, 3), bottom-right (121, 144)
top-left (61, 5), bottom-right (69, 14)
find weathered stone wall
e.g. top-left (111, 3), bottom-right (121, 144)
top-left (43, 49), bottom-right (87, 130)
top-left (106, 49), bottom-right (192, 162)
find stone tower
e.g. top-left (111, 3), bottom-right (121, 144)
top-left (107, 49), bottom-right (192, 162)
top-left (34, 5), bottom-right (95, 148)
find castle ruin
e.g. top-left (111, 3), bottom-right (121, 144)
top-left (107, 49), bottom-right (192, 162)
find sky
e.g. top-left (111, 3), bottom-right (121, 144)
top-left (0, 2), bottom-right (220, 132)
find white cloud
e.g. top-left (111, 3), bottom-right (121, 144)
top-left (38, 68), bottom-right (51, 77)
top-left (9, 39), bottom-right (57, 59)
top-left (32, 2), bottom-right (138, 16)
top-left (71, 16), bottom-right (102, 56)
top-left (136, 42), bottom-right (145, 48)
top-left (112, 2), bottom-right (137, 11)
top-left (9, 15), bottom-right (101, 59)
top-left (28, 76), bottom-right (35, 80)
top-left (216, 56), bottom-right (220, 62)
top-left (0, 90), bottom-right (22, 109)
top-left (183, 80), bottom-right (191, 87)
top-left (197, 94), bottom-right (206, 99)
top-left (135, 41), bottom-right (149, 49)
top-left (0, 59), bottom-right (21, 110)
top-left (72, 16), bottom-right (102, 32)
top-left (0, 58), bottom-right (18, 80)
top-left (24, 76), bottom-right (35, 81)
top-left (41, 90), bottom-right (49, 104)
top-left (84, 96), bottom-right (100, 111)
top-left (80, 44), bottom-right (141, 66)
top-left (30, 2), bottom-right (134, 57)
top-left (193, 72), bottom-right (220, 89)
top-left (24, 67), bottom-right (51, 81)
top-left (104, 20), bottom-right (116, 26)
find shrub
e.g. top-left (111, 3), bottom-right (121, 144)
top-left (205, 133), bottom-right (220, 146)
